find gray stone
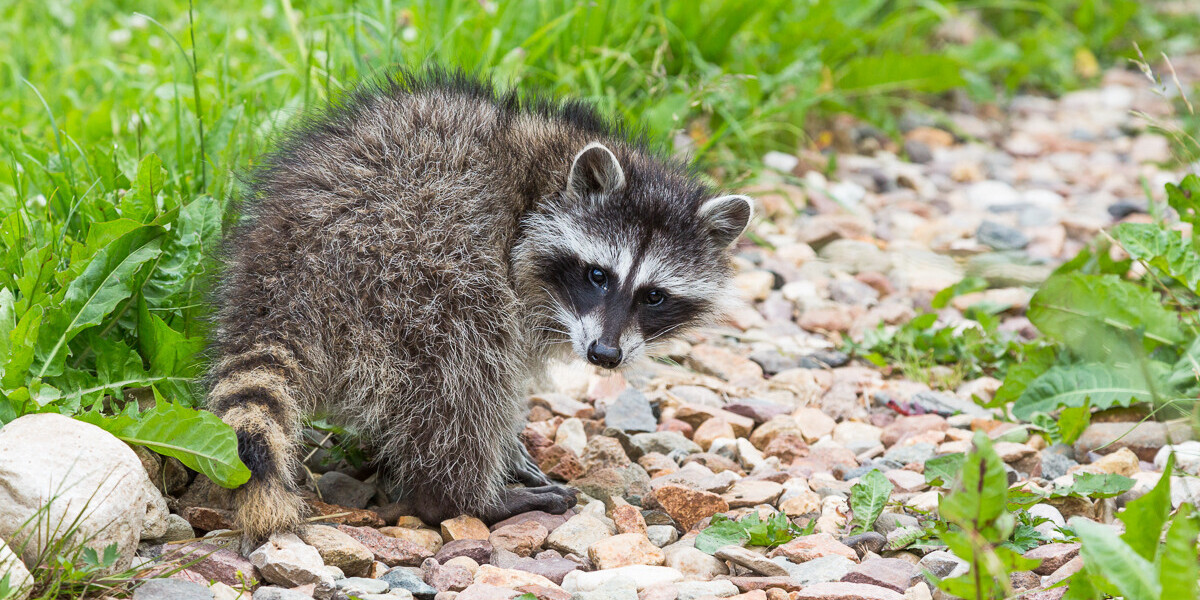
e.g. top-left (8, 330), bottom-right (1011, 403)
top-left (830, 279), bottom-right (879, 306)
top-left (910, 391), bottom-right (989, 418)
top-left (316, 471), bottom-right (376, 509)
top-left (977, 221), bottom-right (1029, 250)
top-left (749, 348), bottom-right (800, 375)
top-left (628, 432), bottom-right (701, 459)
top-left (883, 444), bottom-right (936, 466)
top-left (336, 577), bottom-right (389, 595)
top-left (646, 525), bottom-right (679, 548)
top-left (133, 579), bottom-right (214, 600)
top-left (381, 567), bottom-right (438, 599)
top-left (252, 588), bottom-right (314, 600)
top-left (841, 532), bottom-right (886, 558)
top-left (904, 139), bottom-right (933, 164)
top-left (545, 514), bottom-right (612, 557)
top-left (509, 554), bottom-right (580, 585)
top-left (873, 512), bottom-right (919, 536)
top-left (771, 555), bottom-right (855, 585)
top-left (714, 545), bottom-right (789, 576)
top-left (919, 550), bottom-right (968, 580)
top-left (148, 513), bottom-right (196, 543)
top-left (675, 580), bottom-right (740, 600)
top-left (1040, 450), bottom-right (1077, 480)
top-left (605, 389), bottom-right (658, 433)
top-left (798, 350), bottom-right (850, 369)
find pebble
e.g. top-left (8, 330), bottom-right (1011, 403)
top-left (770, 555), bottom-right (855, 585)
top-left (793, 582), bottom-right (904, 600)
top-left (562, 565), bottom-right (684, 592)
top-left (662, 544), bottom-right (729, 581)
top-left (841, 557), bottom-right (919, 592)
top-left (769, 533), bottom-right (858, 563)
top-left (300, 524), bottom-right (375, 577)
top-left (132, 579), bottom-right (214, 600)
top-left (714, 546), bottom-right (790, 576)
top-left (249, 533), bottom-right (329, 588)
top-left (441, 516), bottom-right (491, 542)
top-left (605, 389), bottom-right (659, 433)
top-left (652, 484), bottom-right (730, 531)
top-left (588, 533), bottom-right (664, 569)
top-left (489, 520), bottom-right (548, 557)
top-left (544, 514), bottom-right (612, 557)
top-left (381, 567), bottom-right (439, 598)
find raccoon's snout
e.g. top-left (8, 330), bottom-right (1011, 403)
top-left (586, 340), bottom-right (622, 369)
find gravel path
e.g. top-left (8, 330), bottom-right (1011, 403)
top-left (142, 63), bottom-right (1199, 600)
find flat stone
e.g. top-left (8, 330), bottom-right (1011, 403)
top-left (336, 577), bottom-right (390, 595)
top-left (909, 391), bottom-right (989, 418)
top-left (509, 554), bottom-right (580, 585)
top-left (726, 576), bottom-right (803, 593)
top-left (674, 580), bottom-right (740, 600)
top-left (1073, 447), bottom-right (1139, 477)
top-left (132, 579), bottom-right (213, 600)
top-left (441, 515), bottom-right (491, 541)
top-left (167, 542), bottom-right (259, 587)
top-left (769, 533), bottom-right (857, 563)
top-left (793, 581), bottom-right (903, 600)
top-left (714, 545), bottom-right (790, 576)
top-left (379, 526), bottom-right (444, 555)
top-left (652, 484), bottom-right (729, 531)
top-left (675, 405), bottom-right (756, 437)
top-left (181, 506), bottom-right (236, 532)
top-left (490, 510), bottom-right (570, 534)
top-left (1024, 543), bottom-right (1080, 575)
top-left (435, 539), bottom-right (493, 564)
top-left (316, 471), bottom-right (376, 509)
top-left (918, 550), bottom-right (967, 580)
top-left (629, 432), bottom-right (702, 459)
top-left (588, 533), bottom-right (664, 569)
top-left (562, 565), bottom-right (684, 592)
top-left (605, 389), bottom-right (658, 433)
top-left (529, 393), bottom-right (594, 419)
top-left (721, 480), bottom-right (784, 508)
top-left (424, 558), bottom-right (474, 592)
top-left (299, 524), bottom-right (374, 577)
top-left (474, 564), bottom-right (562, 591)
top-left (792, 409), bottom-right (837, 443)
top-left (489, 520), bottom-right (548, 557)
top-left (841, 557), bottom-right (918, 592)
top-left (544, 514), bottom-right (611, 557)
top-left (1075, 422), bottom-right (1193, 461)
top-left (455, 583), bottom-right (520, 600)
top-left (336, 524), bottom-right (433, 567)
top-left (250, 588), bottom-right (313, 600)
top-left (688, 344), bottom-right (765, 387)
top-left (770, 556), bottom-right (854, 585)
top-left (380, 567), bottom-right (438, 598)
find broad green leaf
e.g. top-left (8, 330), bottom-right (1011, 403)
top-left (990, 343), bottom-right (1056, 408)
top-left (76, 402), bottom-right (250, 488)
top-left (3, 306), bottom-right (42, 390)
top-left (1056, 402), bottom-right (1091, 445)
top-left (694, 514), bottom-right (749, 554)
top-left (925, 453), bottom-right (966, 487)
top-left (1120, 453), bottom-right (1173, 560)
top-left (143, 195), bottom-right (222, 311)
top-left (1071, 516), bottom-right (1161, 600)
top-left (743, 511), bottom-right (803, 547)
top-left (137, 297), bottom-right (204, 377)
top-left (0, 288), bottom-right (15, 366)
top-left (1057, 473), bottom-right (1134, 499)
top-left (1158, 503), bottom-right (1199, 600)
top-left (931, 276), bottom-right (988, 310)
top-left (121, 153), bottom-right (165, 222)
top-left (849, 469), bottom-right (893, 534)
top-left (1012, 363), bottom-right (1158, 420)
top-left (1028, 273), bottom-right (1183, 351)
top-left (1113, 222), bottom-right (1200, 294)
top-left (35, 226), bottom-right (163, 378)
top-left (1166, 174), bottom-right (1200, 228)
top-left (940, 433), bottom-right (1007, 532)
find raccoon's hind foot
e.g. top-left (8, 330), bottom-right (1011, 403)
top-left (479, 485), bottom-right (577, 524)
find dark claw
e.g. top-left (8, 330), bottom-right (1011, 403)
top-left (481, 484), bottom-right (578, 523)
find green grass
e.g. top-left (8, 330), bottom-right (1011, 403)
top-left (0, 0), bottom-right (1194, 482)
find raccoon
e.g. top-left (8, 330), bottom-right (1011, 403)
top-left (208, 68), bottom-right (753, 542)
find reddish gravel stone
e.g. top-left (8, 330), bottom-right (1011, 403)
top-left (179, 506), bottom-right (235, 532)
top-left (538, 445), bottom-right (584, 481)
top-left (1025, 543), bottom-right (1081, 576)
top-left (307, 499), bottom-right (387, 528)
top-left (792, 581), bottom-right (903, 600)
top-left (840, 557), bottom-right (918, 592)
top-left (335, 524), bottom-right (432, 566)
top-left (489, 520), bottom-right (549, 557)
top-left (436, 538), bottom-right (494, 564)
top-left (769, 533), bottom-right (858, 562)
top-left (652, 484), bottom-right (729, 531)
top-left (489, 510), bottom-right (572, 534)
top-left (880, 414), bottom-right (947, 447)
top-left (163, 542), bottom-right (258, 586)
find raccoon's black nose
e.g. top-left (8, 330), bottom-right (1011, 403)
top-left (586, 341), bottom-right (622, 369)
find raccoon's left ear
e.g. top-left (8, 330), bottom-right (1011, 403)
top-left (698, 195), bottom-right (754, 248)
top-left (567, 142), bottom-right (626, 199)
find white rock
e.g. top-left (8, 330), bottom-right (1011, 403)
top-left (0, 413), bottom-right (168, 574)
top-left (1155, 442), bottom-right (1200, 476)
top-left (249, 533), bottom-right (330, 587)
top-left (0, 537), bottom-right (31, 599)
top-left (1028, 503), bottom-right (1067, 541)
top-left (966, 180), bottom-right (1019, 209)
top-left (735, 438), bottom-right (766, 471)
top-left (646, 525), bottom-right (679, 548)
top-left (675, 580), bottom-right (740, 600)
top-left (663, 542), bottom-right (728, 580)
top-left (561, 565), bottom-right (684, 592)
top-left (545, 514), bottom-right (612, 557)
top-left (554, 418), bottom-right (587, 457)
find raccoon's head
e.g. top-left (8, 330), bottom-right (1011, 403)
top-left (516, 141), bottom-right (753, 369)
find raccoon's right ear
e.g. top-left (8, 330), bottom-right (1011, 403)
top-left (567, 142), bottom-right (625, 199)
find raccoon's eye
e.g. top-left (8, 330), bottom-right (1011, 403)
top-left (644, 290), bottom-right (666, 306)
top-left (588, 267), bottom-right (608, 288)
